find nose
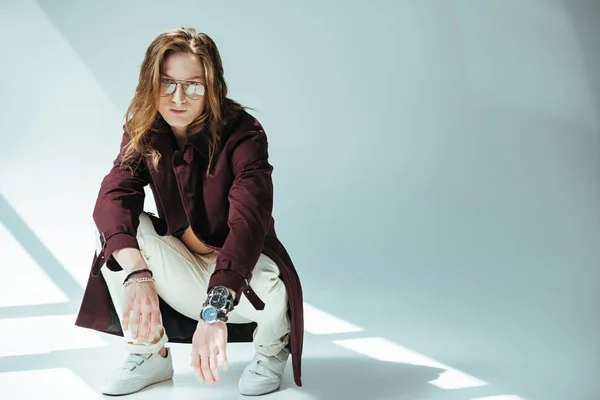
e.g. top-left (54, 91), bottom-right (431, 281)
top-left (171, 83), bottom-right (186, 104)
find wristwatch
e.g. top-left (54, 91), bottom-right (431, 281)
top-left (200, 286), bottom-right (234, 324)
top-left (200, 305), bottom-right (229, 324)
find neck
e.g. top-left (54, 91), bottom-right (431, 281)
top-left (171, 126), bottom-right (187, 150)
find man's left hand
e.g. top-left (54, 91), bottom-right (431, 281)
top-left (191, 320), bottom-right (229, 385)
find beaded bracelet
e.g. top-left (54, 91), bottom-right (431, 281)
top-left (123, 277), bottom-right (155, 287)
top-left (123, 268), bottom-right (153, 285)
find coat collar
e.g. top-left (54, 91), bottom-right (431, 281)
top-left (148, 112), bottom-right (243, 161)
top-left (149, 129), bottom-right (209, 159)
top-left (187, 131), bottom-right (210, 158)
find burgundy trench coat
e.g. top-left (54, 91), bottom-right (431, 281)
top-left (75, 111), bottom-right (303, 386)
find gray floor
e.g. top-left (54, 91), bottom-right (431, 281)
top-left (0, 200), bottom-right (523, 400)
top-left (0, 194), bottom-right (526, 400)
top-left (0, 321), bottom-right (504, 400)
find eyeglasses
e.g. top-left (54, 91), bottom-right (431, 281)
top-left (159, 77), bottom-right (205, 100)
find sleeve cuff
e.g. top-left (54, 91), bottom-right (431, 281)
top-left (103, 232), bottom-right (139, 272)
top-left (208, 270), bottom-right (247, 305)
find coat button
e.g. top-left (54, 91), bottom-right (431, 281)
top-left (183, 148), bottom-right (194, 163)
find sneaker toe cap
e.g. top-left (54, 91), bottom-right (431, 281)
top-left (238, 373), bottom-right (281, 396)
top-left (101, 377), bottom-right (145, 395)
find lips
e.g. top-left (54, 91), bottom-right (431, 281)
top-left (170, 109), bottom-right (187, 114)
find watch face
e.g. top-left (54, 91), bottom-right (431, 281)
top-left (212, 286), bottom-right (230, 298)
top-left (210, 293), bottom-right (227, 309)
top-left (202, 306), bottom-right (218, 322)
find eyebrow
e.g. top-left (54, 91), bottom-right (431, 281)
top-left (163, 74), bottom-right (204, 81)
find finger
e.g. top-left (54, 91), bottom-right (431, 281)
top-left (148, 310), bottom-right (159, 342)
top-left (210, 349), bottom-right (220, 382)
top-left (194, 365), bottom-right (204, 384)
top-left (201, 349), bottom-right (214, 385)
top-left (138, 311), bottom-right (150, 342)
top-left (219, 343), bottom-right (229, 372)
top-left (130, 305), bottom-right (141, 339)
top-left (191, 353), bottom-right (203, 384)
top-left (140, 309), bottom-right (152, 342)
top-left (190, 350), bottom-right (200, 369)
top-left (122, 305), bottom-right (131, 331)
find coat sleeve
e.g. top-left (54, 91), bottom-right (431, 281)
top-left (92, 130), bottom-right (149, 273)
top-left (207, 128), bottom-right (274, 302)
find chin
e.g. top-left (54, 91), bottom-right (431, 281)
top-left (164, 118), bottom-right (190, 129)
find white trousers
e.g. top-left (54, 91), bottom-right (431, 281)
top-left (100, 212), bottom-right (290, 356)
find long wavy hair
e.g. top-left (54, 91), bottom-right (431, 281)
top-left (120, 27), bottom-right (246, 175)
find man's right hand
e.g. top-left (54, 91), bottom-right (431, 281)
top-left (113, 247), bottom-right (161, 343)
top-left (122, 272), bottom-right (161, 343)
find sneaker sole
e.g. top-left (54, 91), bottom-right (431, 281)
top-left (101, 374), bottom-right (174, 396)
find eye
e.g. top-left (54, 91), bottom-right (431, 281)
top-left (185, 83), bottom-right (199, 93)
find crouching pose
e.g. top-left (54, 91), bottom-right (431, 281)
top-left (75, 27), bottom-right (304, 396)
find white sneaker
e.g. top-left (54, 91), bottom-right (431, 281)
top-left (238, 347), bottom-right (290, 396)
top-left (101, 349), bottom-right (174, 395)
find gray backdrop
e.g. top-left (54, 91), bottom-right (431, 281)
top-left (1, 1), bottom-right (598, 399)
